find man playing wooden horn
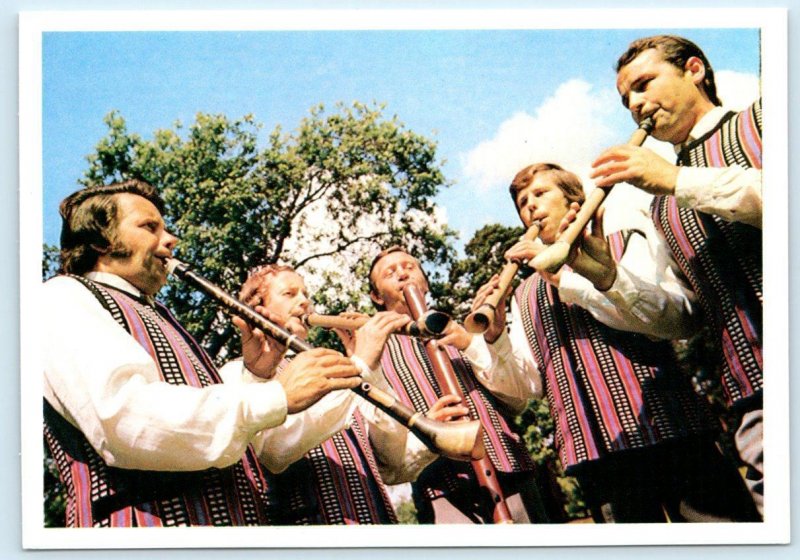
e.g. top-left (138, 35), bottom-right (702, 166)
top-left (474, 162), bottom-right (759, 522)
top-left (42, 180), bottom-right (361, 527)
top-left (590, 35), bottom-right (763, 516)
top-left (368, 247), bottom-right (547, 524)
top-left (219, 263), bottom-right (463, 524)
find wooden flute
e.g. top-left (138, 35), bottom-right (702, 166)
top-left (166, 257), bottom-right (485, 462)
top-left (531, 116), bottom-right (655, 273)
top-left (463, 221), bottom-right (541, 334)
top-left (303, 310), bottom-right (451, 339)
top-left (404, 283), bottom-right (515, 523)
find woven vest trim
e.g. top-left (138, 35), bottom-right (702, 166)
top-left (42, 276), bottom-right (271, 526)
top-left (380, 335), bottom-right (535, 500)
top-left (264, 359), bottom-right (397, 525)
top-left (515, 231), bottom-right (717, 473)
top-left (654, 100), bottom-right (763, 406)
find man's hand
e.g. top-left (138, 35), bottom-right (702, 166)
top-left (435, 319), bottom-right (473, 352)
top-left (590, 144), bottom-right (678, 196)
top-left (426, 394), bottom-right (470, 423)
top-left (231, 306), bottom-right (285, 380)
top-left (349, 311), bottom-right (411, 371)
top-left (558, 203), bottom-right (617, 291)
top-left (506, 238), bottom-right (562, 287)
top-left (276, 348), bottom-right (362, 414)
top-left (331, 311), bottom-right (371, 357)
top-left (471, 274), bottom-right (507, 344)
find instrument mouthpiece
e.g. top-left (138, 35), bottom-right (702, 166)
top-left (165, 257), bottom-right (184, 275)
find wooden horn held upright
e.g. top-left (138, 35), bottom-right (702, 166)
top-left (402, 283), bottom-right (515, 523)
top-left (463, 221), bottom-right (541, 334)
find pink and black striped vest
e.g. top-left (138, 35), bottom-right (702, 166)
top-left (380, 335), bottom-right (535, 500)
top-left (515, 231), bottom-right (717, 473)
top-left (43, 276), bottom-right (272, 526)
top-left (651, 99), bottom-right (763, 407)
top-left (264, 359), bottom-right (397, 525)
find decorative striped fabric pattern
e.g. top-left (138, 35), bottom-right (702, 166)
top-left (264, 360), bottom-right (397, 525)
top-left (515, 231), bottom-right (716, 473)
top-left (380, 334), bottom-right (535, 500)
top-left (653, 99), bottom-right (763, 406)
top-left (43, 276), bottom-right (272, 527)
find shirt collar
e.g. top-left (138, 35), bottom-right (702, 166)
top-left (84, 271), bottom-right (155, 305)
top-left (674, 106), bottom-right (728, 154)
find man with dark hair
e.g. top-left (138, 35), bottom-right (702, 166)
top-left (474, 162), bottom-right (759, 522)
top-left (590, 34), bottom-right (763, 515)
top-left (43, 180), bottom-right (361, 527)
top-left (368, 247), bottom-right (546, 524)
top-left (218, 264), bottom-right (458, 524)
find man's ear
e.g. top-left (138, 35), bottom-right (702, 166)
top-left (369, 291), bottom-right (384, 307)
top-left (685, 56), bottom-right (706, 86)
top-left (90, 243), bottom-right (109, 255)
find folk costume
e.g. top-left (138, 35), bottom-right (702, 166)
top-left (379, 334), bottom-right (546, 524)
top-left (508, 228), bottom-right (760, 522)
top-left (43, 273), bottom-right (283, 526)
top-left (219, 359), bottom-right (410, 525)
top-left (651, 99), bottom-right (764, 514)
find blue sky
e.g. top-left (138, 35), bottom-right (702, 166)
top-left (41, 24), bottom-right (761, 253)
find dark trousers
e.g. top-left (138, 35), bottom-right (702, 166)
top-left (572, 436), bottom-right (761, 523)
top-left (414, 471), bottom-right (549, 524)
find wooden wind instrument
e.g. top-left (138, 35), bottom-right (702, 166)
top-left (463, 221), bottom-right (541, 334)
top-left (303, 310), bottom-right (450, 339)
top-left (166, 258), bottom-right (485, 462)
top-left (403, 283), bottom-right (514, 524)
top-left (531, 117), bottom-right (655, 273)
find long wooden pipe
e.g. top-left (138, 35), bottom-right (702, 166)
top-left (463, 221), bottom-right (541, 334)
top-left (403, 283), bottom-right (514, 524)
top-left (166, 258), bottom-right (485, 462)
top-left (531, 117), bottom-right (655, 273)
top-left (304, 310), bottom-right (450, 339)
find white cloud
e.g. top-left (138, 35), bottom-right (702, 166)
top-left (461, 79), bottom-right (620, 193)
top-left (716, 70), bottom-right (760, 111)
top-left (458, 70), bottom-right (760, 233)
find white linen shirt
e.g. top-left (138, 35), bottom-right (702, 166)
top-left (219, 355), bottom-right (438, 484)
top-left (674, 105), bottom-right (762, 228)
top-left (487, 221), bottom-right (699, 406)
top-left (43, 272), bottom-right (289, 472)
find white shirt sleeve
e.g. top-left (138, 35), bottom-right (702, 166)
top-left (42, 276), bottom-right (289, 472)
top-left (218, 359), bottom-right (362, 474)
top-left (558, 211), bottom-right (700, 340)
top-left (364, 402), bottom-right (438, 485)
top-left (675, 166), bottom-right (762, 228)
top-left (471, 298), bottom-right (546, 416)
top-left (468, 328), bottom-right (541, 413)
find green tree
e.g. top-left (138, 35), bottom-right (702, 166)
top-left (440, 223), bottom-right (525, 316)
top-left (394, 499), bottom-right (419, 524)
top-left (42, 243), bottom-right (59, 280)
top-left (81, 102), bottom-right (456, 363)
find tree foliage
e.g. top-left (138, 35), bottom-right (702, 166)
top-left (441, 223), bottom-right (525, 316)
top-left (81, 102), bottom-right (456, 363)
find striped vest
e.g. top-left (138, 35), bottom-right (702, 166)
top-left (43, 276), bottom-right (272, 526)
top-left (515, 231), bottom-right (716, 473)
top-left (264, 360), bottom-right (397, 525)
top-left (651, 99), bottom-right (763, 407)
top-left (380, 335), bottom-right (535, 500)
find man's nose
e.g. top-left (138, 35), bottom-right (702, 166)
top-left (162, 231), bottom-right (179, 250)
top-left (628, 91), bottom-right (645, 116)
